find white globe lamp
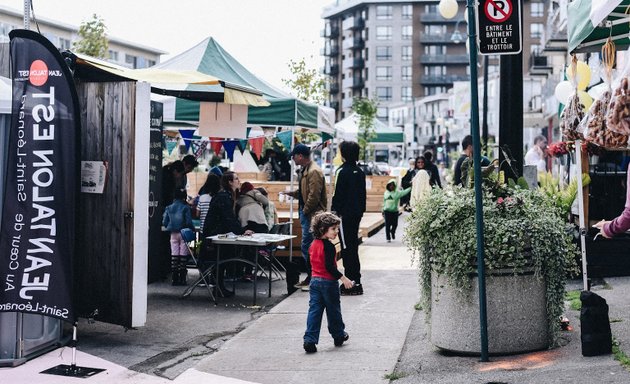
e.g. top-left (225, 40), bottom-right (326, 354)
top-left (438, 0), bottom-right (459, 19)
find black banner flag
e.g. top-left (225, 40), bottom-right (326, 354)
top-left (0, 30), bottom-right (80, 322)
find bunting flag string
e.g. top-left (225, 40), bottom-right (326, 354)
top-left (194, 140), bottom-right (208, 158)
top-left (209, 137), bottom-right (223, 155)
top-left (276, 130), bottom-right (292, 151)
top-left (165, 140), bottom-right (178, 155)
top-left (222, 140), bottom-right (239, 161)
top-left (249, 136), bottom-right (265, 159)
top-left (178, 129), bottom-right (195, 151)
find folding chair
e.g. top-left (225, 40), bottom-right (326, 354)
top-left (258, 222), bottom-right (291, 280)
top-left (180, 228), bottom-right (216, 301)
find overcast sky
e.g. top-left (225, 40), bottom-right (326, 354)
top-left (0, 0), bottom-right (334, 92)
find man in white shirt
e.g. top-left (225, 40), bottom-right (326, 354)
top-left (524, 135), bottom-right (548, 172)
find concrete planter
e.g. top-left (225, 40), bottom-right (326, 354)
top-left (430, 271), bottom-right (549, 354)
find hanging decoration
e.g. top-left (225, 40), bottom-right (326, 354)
top-left (276, 130), bottom-right (293, 150)
top-left (179, 129), bottom-right (195, 151)
top-left (209, 137), bottom-right (223, 155)
top-left (249, 136), bottom-right (265, 159)
top-left (166, 140), bottom-right (178, 155)
top-left (222, 140), bottom-right (239, 161)
top-left (194, 140), bottom-right (208, 158)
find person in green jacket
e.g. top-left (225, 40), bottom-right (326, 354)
top-left (382, 179), bottom-right (411, 242)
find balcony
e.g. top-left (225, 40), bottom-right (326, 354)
top-left (329, 82), bottom-right (339, 94)
top-left (342, 16), bottom-right (365, 31)
top-left (342, 57), bottom-right (365, 70)
top-left (323, 44), bottom-right (340, 56)
top-left (322, 25), bottom-right (340, 38)
top-left (329, 100), bottom-right (339, 110)
top-left (324, 64), bottom-right (339, 76)
top-left (342, 37), bottom-right (365, 50)
top-left (419, 54), bottom-right (469, 65)
top-left (420, 13), bottom-right (460, 23)
top-left (419, 33), bottom-right (461, 44)
top-left (542, 5), bottom-right (568, 54)
top-left (420, 74), bottom-right (470, 85)
top-left (342, 76), bottom-right (365, 89)
top-left (528, 55), bottom-right (552, 76)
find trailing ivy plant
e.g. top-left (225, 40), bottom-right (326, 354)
top-left (404, 186), bottom-right (579, 347)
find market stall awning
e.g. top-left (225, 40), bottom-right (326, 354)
top-left (153, 37), bottom-right (335, 133)
top-left (64, 52), bottom-right (269, 107)
top-left (569, 0), bottom-right (630, 53)
top-left (335, 113), bottom-right (404, 143)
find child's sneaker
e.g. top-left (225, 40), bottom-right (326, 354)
top-left (334, 333), bottom-right (349, 347)
top-left (303, 342), bottom-right (317, 353)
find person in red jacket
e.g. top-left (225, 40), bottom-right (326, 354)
top-left (303, 212), bottom-right (354, 353)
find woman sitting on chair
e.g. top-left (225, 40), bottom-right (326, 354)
top-left (202, 171), bottom-right (254, 296)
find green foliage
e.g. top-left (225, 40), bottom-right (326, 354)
top-left (565, 290), bottom-right (582, 311)
top-left (351, 97), bottom-right (378, 162)
top-left (613, 339), bottom-right (630, 371)
top-left (538, 172), bottom-right (591, 219)
top-left (73, 14), bottom-right (109, 58)
top-left (383, 371), bottom-right (406, 381)
top-left (404, 186), bottom-right (579, 347)
top-left (282, 58), bottom-right (328, 105)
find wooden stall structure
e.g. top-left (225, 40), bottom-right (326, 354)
top-left (187, 171), bottom-right (389, 256)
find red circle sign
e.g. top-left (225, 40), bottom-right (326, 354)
top-left (484, 0), bottom-right (512, 23)
top-left (29, 60), bottom-right (48, 86)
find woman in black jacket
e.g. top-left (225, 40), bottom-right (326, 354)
top-left (201, 171), bottom-right (253, 296)
top-left (331, 141), bottom-right (366, 295)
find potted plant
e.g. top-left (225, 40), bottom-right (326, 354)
top-left (404, 183), bottom-right (578, 354)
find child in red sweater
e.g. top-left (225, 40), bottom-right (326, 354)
top-left (303, 212), bottom-right (354, 353)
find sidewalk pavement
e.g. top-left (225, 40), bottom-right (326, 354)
top-left (2, 215), bottom-right (419, 384)
top-left (5, 213), bottom-right (630, 384)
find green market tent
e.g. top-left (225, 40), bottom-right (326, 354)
top-left (153, 37), bottom-right (334, 133)
top-left (569, 0), bottom-right (630, 53)
top-left (335, 113), bottom-right (404, 144)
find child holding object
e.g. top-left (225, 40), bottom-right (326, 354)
top-left (382, 179), bottom-right (411, 242)
top-left (163, 188), bottom-right (195, 286)
top-left (303, 212), bottom-right (353, 353)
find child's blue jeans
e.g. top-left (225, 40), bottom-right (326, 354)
top-left (304, 277), bottom-right (346, 344)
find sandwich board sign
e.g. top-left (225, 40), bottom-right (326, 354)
top-left (476, 0), bottom-right (522, 55)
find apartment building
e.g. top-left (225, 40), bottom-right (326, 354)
top-left (0, 5), bottom-right (164, 69)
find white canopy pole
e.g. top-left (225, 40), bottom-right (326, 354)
top-left (575, 140), bottom-right (588, 291)
top-left (23, 0), bottom-right (31, 29)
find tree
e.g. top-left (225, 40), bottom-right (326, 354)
top-left (73, 14), bottom-right (109, 59)
top-left (351, 97), bottom-right (378, 162)
top-left (282, 57), bottom-right (328, 105)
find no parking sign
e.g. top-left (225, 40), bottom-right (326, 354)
top-left (477, 0), bottom-right (522, 55)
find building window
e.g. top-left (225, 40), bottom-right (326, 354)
top-left (376, 46), bottom-right (392, 60)
top-left (402, 25), bottom-right (412, 40)
top-left (376, 26), bottom-right (392, 40)
top-left (109, 50), bottom-right (119, 61)
top-left (376, 86), bottom-right (392, 101)
top-left (530, 44), bottom-right (542, 55)
top-left (401, 46), bottom-right (412, 60)
top-left (377, 107), bottom-right (388, 120)
top-left (425, 25), bottom-right (446, 35)
top-left (401, 87), bottom-right (412, 102)
top-left (376, 66), bottom-right (392, 81)
top-left (147, 59), bottom-right (156, 67)
top-left (401, 66), bottom-right (412, 81)
top-left (424, 45), bottom-right (445, 55)
top-left (376, 5), bottom-right (392, 19)
top-left (531, 2), bottom-right (544, 17)
top-left (530, 23), bottom-right (543, 39)
top-left (402, 5), bottom-right (413, 19)
top-left (125, 54), bottom-right (138, 68)
top-left (58, 38), bottom-right (71, 51)
top-left (425, 4), bottom-right (438, 13)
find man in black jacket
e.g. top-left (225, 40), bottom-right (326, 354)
top-left (331, 141), bottom-right (366, 295)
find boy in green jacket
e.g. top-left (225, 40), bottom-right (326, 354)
top-left (382, 179), bottom-right (411, 242)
